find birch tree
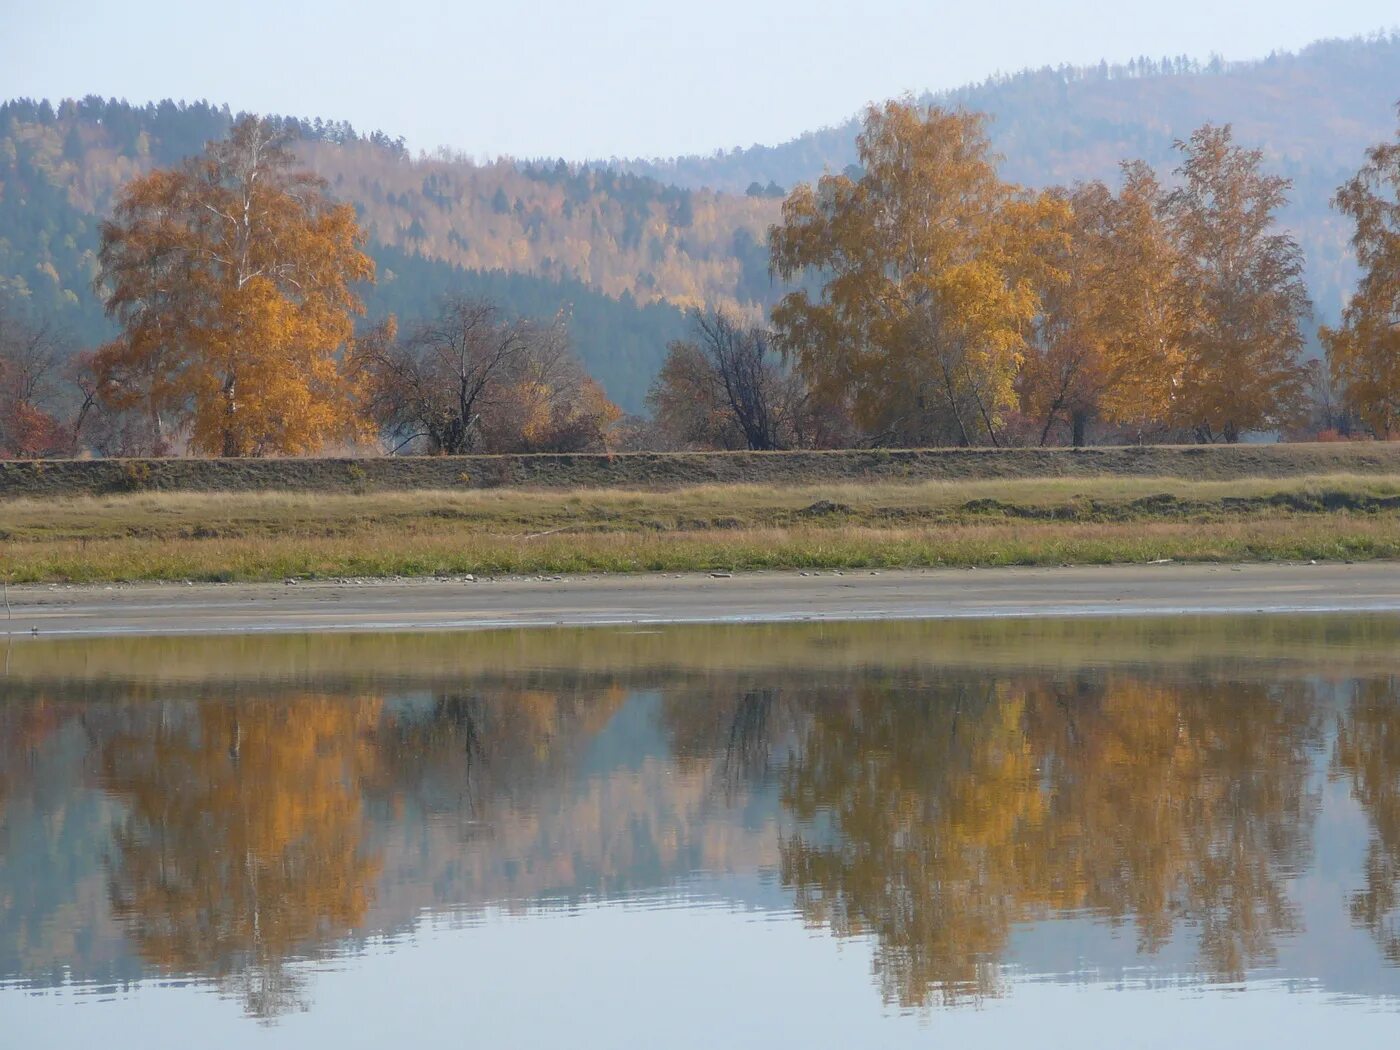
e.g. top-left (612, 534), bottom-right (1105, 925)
top-left (94, 116), bottom-right (373, 456)
top-left (769, 102), bottom-right (1063, 447)
top-left (1166, 125), bottom-right (1311, 442)
top-left (1020, 164), bottom-right (1183, 445)
top-left (1323, 110), bottom-right (1400, 438)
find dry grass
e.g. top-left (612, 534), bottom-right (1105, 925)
top-left (5, 473), bottom-right (1400, 536)
top-left (2, 474), bottom-right (1399, 582)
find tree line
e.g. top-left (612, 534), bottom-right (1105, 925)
top-left (1, 118), bottom-right (623, 457)
top-left (647, 101), bottom-right (1400, 449)
top-left (1, 102), bottom-right (1397, 458)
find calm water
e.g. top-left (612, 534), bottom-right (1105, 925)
top-left (4, 616), bottom-right (1400, 1047)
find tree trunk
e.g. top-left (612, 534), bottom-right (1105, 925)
top-left (222, 377), bottom-right (239, 458)
top-left (1071, 410), bottom-right (1088, 448)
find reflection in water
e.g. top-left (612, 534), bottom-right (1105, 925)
top-left (97, 696), bottom-right (383, 1018)
top-left (780, 674), bottom-right (1320, 1005)
top-left (1, 617), bottom-right (1400, 1033)
top-left (1334, 678), bottom-right (1400, 963)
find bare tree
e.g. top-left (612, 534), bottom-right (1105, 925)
top-left (650, 308), bottom-right (813, 451)
top-left (646, 337), bottom-right (746, 450)
top-left (354, 296), bottom-right (618, 455)
top-left (356, 298), bottom-right (545, 453)
top-left (68, 349), bottom-right (167, 456)
top-left (0, 300), bottom-right (67, 457)
top-left (696, 310), bottom-right (785, 450)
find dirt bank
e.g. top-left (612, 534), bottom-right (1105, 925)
top-left (5, 443), bottom-right (1400, 499)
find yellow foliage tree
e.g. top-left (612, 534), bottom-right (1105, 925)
top-left (1166, 125), bottom-right (1311, 442)
top-left (769, 102), bottom-right (1065, 447)
top-left (1322, 110), bottom-right (1400, 438)
top-left (94, 117), bottom-right (374, 456)
top-left (1020, 164), bottom-right (1183, 444)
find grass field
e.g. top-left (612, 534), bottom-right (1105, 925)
top-left (3, 473), bottom-right (1400, 583)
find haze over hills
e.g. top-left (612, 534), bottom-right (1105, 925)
top-left (618, 33), bottom-right (1400, 321)
top-left (0, 32), bottom-right (1396, 410)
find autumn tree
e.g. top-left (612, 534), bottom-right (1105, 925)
top-left (1166, 125), bottom-right (1311, 442)
top-left (648, 308), bottom-right (816, 450)
top-left (780, 676), bottom-right (1050, 1005)
top-left (354, 295), bottom-right (619, 454)
top-left (769, 102), bottom-right (1063, 447)
top-left (0, 298), bottom-right (67, 457)
top-left (1322, 110), bottom-right (1400, 438)
top-left (479, 351), bottom-right (621, 454)
top-left (93, 116), bottom-right (374, 456)
top-left (1019, 164), bottom-right (1182, 445)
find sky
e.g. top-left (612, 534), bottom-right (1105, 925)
top-left (1, 0), bottom-right (1396, 161)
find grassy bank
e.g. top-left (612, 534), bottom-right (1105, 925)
top-left (3, 474), bottom-right (1399, 583)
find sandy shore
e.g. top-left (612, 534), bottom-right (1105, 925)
top-left (3, 562), bottom-right (1399, 638)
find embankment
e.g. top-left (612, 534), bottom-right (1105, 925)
top-left (4, 443), bottom-right (1400, 499)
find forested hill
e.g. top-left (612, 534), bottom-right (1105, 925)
top-left (617, 33), bottom-right (1400, 319)
top-left (0, 99), bottom-right (726, 409)
top-left (1, 33), bottom-right (1397, 410)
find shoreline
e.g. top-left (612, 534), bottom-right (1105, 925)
top-left (5, 562), bottom-right (1400, 639)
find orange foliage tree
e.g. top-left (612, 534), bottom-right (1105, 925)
top-left (769, 102), bottom-right (1066, 447)
top-left (99, 693), bottom-right (384, 1017)
top-left (1322, 109), bottom-right (1400, 439)
top-left (1166, 125), bottom-right (1311, 442)
top-left (1333, 677), bottom-right (1400, 961)
top-left (1019, 164), bottom-right (1183, 445)
top-left (93, 117), bottom-right (374, 456)
top-left (779, 671), bottom-right (1320, 1006)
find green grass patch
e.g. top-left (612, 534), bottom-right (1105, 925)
top-left (3, 474), bottom-right (1399, 583)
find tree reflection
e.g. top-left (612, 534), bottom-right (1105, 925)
top-left (372, 684), bottom-right (628, 820)
top-left (91, 681), bottom-right (630, 1017)
top-left (661, 681), bottom-right (799, 803)
top-left (8, 658), bottom-right (1351, 1020)
top-left (778, 672), bottom-right (1322, 1007)
top-left (98, 694), bottom-right (383, 1018)
top-left (1332, 677), bottom-right (1400, 962)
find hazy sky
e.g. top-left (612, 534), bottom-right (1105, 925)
top-left (2, 1), bottom-right (1395, 160)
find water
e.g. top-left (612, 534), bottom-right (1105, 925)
top-left (3, 615), bottom-right (1400, 1047)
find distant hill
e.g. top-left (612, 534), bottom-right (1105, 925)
top-left (362, 248), bottom-right (690, 411)
top-left (0, 99), bottom-right (723, 409)
top-left (617, 33), bottom-right (1400, 319)
top-left (1, 33), bottom-right (1396, 411)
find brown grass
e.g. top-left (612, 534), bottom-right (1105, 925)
top-left (2, 473), bottom-right (1399, 582)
